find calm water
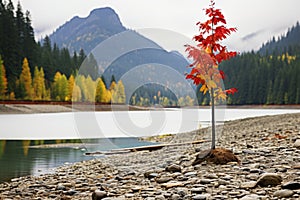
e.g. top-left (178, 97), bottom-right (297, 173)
top-left (0, 138), bottom-right (155, 183)
top-left (0, 108), bottom-right (299, 183)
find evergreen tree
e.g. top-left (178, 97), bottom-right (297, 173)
top-left (1, 0), bottom-right (18, 83)
top-left (110, 75), bottom-right (116, 85)
top-left (23, 10), bottom-right (36, 65)
top-left (80, 53), bottom-right (98, 80)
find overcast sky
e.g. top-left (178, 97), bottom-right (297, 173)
top-left (12, 0), bottom-right (300, 52)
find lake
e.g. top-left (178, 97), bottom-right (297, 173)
top-left (0, 108), bottom-right (299, 183)
top-left (0, 138), bottom-right (155, 183)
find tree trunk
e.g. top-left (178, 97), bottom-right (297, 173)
top-left (211, 88), bottom-right (216, 149)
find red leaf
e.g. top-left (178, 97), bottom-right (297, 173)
top-left (219, 70), bottom-right (225, 79)
top-left (225, 88), bottom-right (238, 95)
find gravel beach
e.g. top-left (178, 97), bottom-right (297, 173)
top-left (0, 113), bottom-right (300, 199)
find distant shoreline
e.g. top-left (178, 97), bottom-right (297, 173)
top-left (0, 101), bottom-right (299, 114)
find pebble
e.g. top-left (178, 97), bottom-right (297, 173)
top-left (294, 139), bottom-right (300, 148)
top-left (240, 194), bottom-right (262, 200)
top-left (256, 173), bottom-right (282, 187)
top-left (193, 194), bottom-right (208, 200)
top-left (166, 164), bottom-right (181, 173)
top-left (155, 176), bottom-right (173, 184)
top-left (240, 181), bottom-right (257, 189)
top-left (191, 187), bottom-right (205, 194)
top-left (273, 189), bottom-right (294, 198)
top-left (184, 171), bottom-right (197, 177)
top-left (92, 190), bottom-right (107, 200)
top-left (282, 182), bottom-right (300, 190)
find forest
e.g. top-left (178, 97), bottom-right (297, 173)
top-left (1, 0), bottom-right (300, 106)
top-left (197, 22), bottom-right (300, 105)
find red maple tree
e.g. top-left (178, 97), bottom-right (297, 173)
top-left (185, 0), bottom-right (238, 149)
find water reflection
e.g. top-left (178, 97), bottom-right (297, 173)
top-left (0, 138), bottom-right (154, 183)
top-left (0, 140), bottom-right (6, 158)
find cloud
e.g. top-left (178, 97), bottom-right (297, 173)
top-left (241, 29), bottom-right (265, 42)
top-left (11, 0), bottom-right (300, 52)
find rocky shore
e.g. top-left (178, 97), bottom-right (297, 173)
top-left (1, 113), bottom-right (300, 199)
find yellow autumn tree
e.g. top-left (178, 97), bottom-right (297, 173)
top-left (85, 75), bottom-right (96, 102)
top-left (52, 72), bottom-right (69, 101)
top-left (72, 84), bottom-right (82, 102)
top-left (110, 81), bottom-right (117, 103)
top-left (111, 80), bottom-right (126, 104)
top-left (33, 66), bottom-right (47, 100)
top-left (75, 75), bottom-right (87, 100)
top-left (104, 89), bottom-right (112, 103)
top-left (95, 78), bottom-right (107, 103)
top-left (68, 75), bottom-right (75, 101)
top-left (19, 58), bottom-right (33, 100)
top-left (0, 56), bottom-right (8, 100)
top-left (116, 80), bottom-right (126, 104)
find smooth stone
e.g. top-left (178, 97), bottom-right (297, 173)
top-left (56, 184), bottom-right (66, 191)
top-left (242, 150), bottom-right (256, 154)
top-left (166, 164), bottom-right (182, 173)
top-left (191, 187), bottom-right (205, 194)
top-left (200, 179), bottom-right (213, 184)
top-left (294, 139), bottom-right (300, 148)
top-left (204, 174), bottom-right (218, 179)
top-left (177, 188), bottom-right (188, 196)
top-left (161, 181), bottom-right (184, 188)
top-left (155, 195), bottom-right (166, 200)
top-left (184, 171), bottom-right (197, 177)
top-left (156, 176), bottom-right (173, 184)
top-left (273, 189), bottom-right (294, 198)
top-left (125, 193), bottom-right (135, 198)
top-left (131, 186), bottom-right (142, 192)
top-left (240, 194), bottom-right (261, 200)
top-left (193, 194), bottom-right (208, 200)
top-left (144, 171), bottom-right (159, 179)
top-left (218, 180), bottom-right (230, 185)
top-left (223, 175), bottom-right (233, 180)
top-left (92, 190), bottom-right (107, 200)
top-left (256, 173), bottom-right (282, 187)
top-left (170, 194), bottom-right (181, 200)
top-left (249, 169), bottom-right (261, 173)
top-left (282, 182), bottom-right (300, 190)
top-left (66, 189), bottom-right (77, 195)
top-left (292, 164), bottom-right (300, 169)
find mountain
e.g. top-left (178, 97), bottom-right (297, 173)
top-left (49, 7), bottom-right (126, 53)
top-left (259, 21), bottom-right (300, 55)
top-left (49, 8), bottom-right (189, 88)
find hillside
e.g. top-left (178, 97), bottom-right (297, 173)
top-left (259, 21), bottom-right (300, 55)
top-left (219, 22), bottom-right (300, 105)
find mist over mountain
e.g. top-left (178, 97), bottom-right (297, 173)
top-left (259, 21), bottom-right (300, 55)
